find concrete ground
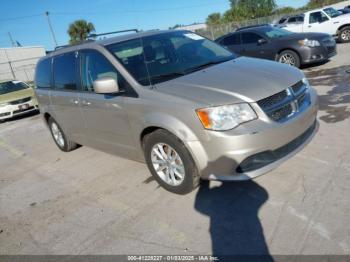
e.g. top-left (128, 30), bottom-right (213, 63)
top-left (0, 43), bottom-right (349, 256)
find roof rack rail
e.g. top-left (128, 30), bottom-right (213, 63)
top-left (88, 29), bottom-right (139, 38)
top-left (54, 39), bottom-right (95, 50)
top-left (236, 24), bottom-right (270, 31)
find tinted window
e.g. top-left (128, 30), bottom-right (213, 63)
top-left (279, 18), bottom-right (287, 24)
top-left (288, 17), bottom-right (297, 23)
top-left (35, 58), bottom-right (51, 89)
top-left (53, 52), bottom-right (77, 90)
top-left (222, 34), bottom-right (240, 46)
top-left (260, 27), bottom-right (294, 39)
top-left (309, 11), bottom-right (329, 23)
top-left (242, 32), bottom-right (262, 44)
top-left (107, 31), bottom-right (235, 85)
top-left (80, 50), bottom-right (129, 92)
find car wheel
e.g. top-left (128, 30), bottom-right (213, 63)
top-left (143, 129), bottom-right (200, 194)
top-left (48, 117), bottom-right (78, 152)
top-left (338, 26), bottom-right (350, 43)
top-left (278, 50), bottom-right (300, 68)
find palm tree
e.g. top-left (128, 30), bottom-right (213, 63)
top-left (67, 20), bottom-right (95, 44)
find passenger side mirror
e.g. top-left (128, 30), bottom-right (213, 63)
top-left (258, 38), bottom-right (267, 45)
top-left (93, 77), bottom-right (120, 94)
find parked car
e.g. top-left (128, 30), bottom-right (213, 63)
top-left (215, 25), bottom-right (336, 68)
top-left (35, 30), bottom-right (318, 194)
top-left (0, 80), bottom-right (39, 121)
top-left (283, 7), bottom-right (350, 42)
top-left (275, 14), bottom-right (305, 27)
top-left (338, 8), bottom-right (350, 14)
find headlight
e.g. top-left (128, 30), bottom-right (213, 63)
top-left (196, 103), bottom-right (257, 131)
top-left (0, 102), bottom-right (9, 107)
top-left (302, 77), bottom-right (310, 89)
top-left (298, 39), bottom-right (320, 47)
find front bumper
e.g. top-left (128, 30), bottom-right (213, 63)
top-left (0, 97), bottom-right (39, 120)
top-left (300, 44), bottom-right (337, 64)
top-left (188, 87), bottom-right (318, 181)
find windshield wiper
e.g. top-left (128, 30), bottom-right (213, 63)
top-left (149, 71), bottom-right (186, 82)
top-left (185, 58), bottom-right (232, 74)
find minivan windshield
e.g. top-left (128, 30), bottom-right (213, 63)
top-left (260, 27), bottom-right (295, 39)
top-left (0, 81), bottom-right (29, 95)
top-left (107, 31), bottom-right (235, 85)
top-left (323, 7), bottom-right (342, 17)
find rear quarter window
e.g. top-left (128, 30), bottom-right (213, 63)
top-left (35, 58), bottom-right (52, 89)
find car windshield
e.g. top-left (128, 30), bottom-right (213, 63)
top-left (0, 81), bottom-right (29, 95)
top-left (323, 7), bottom-right (342, 17)
top-left (259, 27), bottom-right (294, 39)
top-left (106, 31), bottom-right (235, 85)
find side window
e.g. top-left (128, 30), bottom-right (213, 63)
top-left (288, 17), bottom-right (297, 23)
top-left (53, 53), bottom-right (77, 91)
top-left (35, 58), bottom-right (51, 89)
top-left (309, 12), bottom-right (329, 24)
top-left (222, 34), bottom-right (240, 46)
top-left (242, 32), bottom-right (261, 44)
top-left (80, 50), bottom-right (129, 92)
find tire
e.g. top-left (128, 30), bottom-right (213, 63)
top-left (143, 129), bottom-right (200, 194)
top-left (277, 50), bottom-right (301, 68)
top-left (338, 26), bottom-right (350, 43)
top-left (48, 117), bottom-right (78, 152)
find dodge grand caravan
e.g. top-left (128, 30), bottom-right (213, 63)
top-left (35, 30), bottom-right (318, 194)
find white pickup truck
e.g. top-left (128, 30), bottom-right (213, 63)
top-left (284, 7), bottom-right (350, 43)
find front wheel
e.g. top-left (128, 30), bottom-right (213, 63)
top-left (277, 50), bottom-right (301, 68)
top-left (48, 117), bottom-right (78, 152)
top-left (338, 26), bottom-right (350, 43)
top-left (143, 129), bottom-right (200, 194)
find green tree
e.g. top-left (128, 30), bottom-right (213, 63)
top-left (229, 0), bottom-right (277, 18)
top-left (206, 13), bottom-right (223, 26)
top-left (67, 19), bottom-right (95, 44)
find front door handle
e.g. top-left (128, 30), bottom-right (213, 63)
top-left (81, 100), bottom-right (91, 106)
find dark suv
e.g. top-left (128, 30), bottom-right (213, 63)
top-left (215, 25), bottom-right (336, 68)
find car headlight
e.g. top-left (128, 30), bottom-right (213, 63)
top-left (298, 39), bottom-right (320, 47)
top-left (302, 77), bottom-right (310, 89)
top-left (196, 103), bottom-right (257, 131)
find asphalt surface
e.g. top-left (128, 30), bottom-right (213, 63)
top-left (0, 43), bottom-right (350, 255)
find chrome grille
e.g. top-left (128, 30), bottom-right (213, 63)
top-left (269, 104), bottom-right (293, 121)
top-left (291, 81), bottom-right (304, 94)
top-left (257, 81), bottom-right (309, 122)
top-left (257, 90), bottom-right (288, 109)
top-left (10, 97), bottom-right (31, 105)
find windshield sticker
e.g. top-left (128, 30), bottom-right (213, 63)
top-left (184, 33), bottom-right (204, 40)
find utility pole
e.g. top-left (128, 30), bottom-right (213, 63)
top-left (4, 49), bottom-right (16, 80)
top-left (45, 11), bottom-right (58, 47)
top-left (8, 32), bottom-right (16, 47)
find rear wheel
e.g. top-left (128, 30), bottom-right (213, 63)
top-left (338, 26), bottom-right (350, 43)
top-left (143, 129), bottom-right (200, 194)
top-left (48, 117), bottom-right (78, 152)
top-left (277, 50), bottom-right (300, 68)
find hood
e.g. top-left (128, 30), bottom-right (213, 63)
top-left (155, 57), bottom-right (304, 106)
top-left (278, 32), bottom-right (331, 41)
top-left (335, 12), bottom-right (350, 21)
top-left (0, 88), bottom-right (34, 104)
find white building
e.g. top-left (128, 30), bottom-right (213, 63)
top-left (0, 46), bottom-right (46, 82)
top-left (176, 23), bottom-right (207, 32)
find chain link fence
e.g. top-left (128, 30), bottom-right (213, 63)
top-left (196, 13), bottom-right (290, 40)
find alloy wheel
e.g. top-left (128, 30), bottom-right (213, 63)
top-left (151, 143), bottom-right (185, 186)
top-left (51, 122), bottom-right (65, 148)
top-left (279, 53), bottom-right (296, 66)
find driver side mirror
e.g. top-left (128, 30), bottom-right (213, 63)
top-left (258, 38), bottom-right (268, 45)
top-left (93, 77), bottom-right (120, 94)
